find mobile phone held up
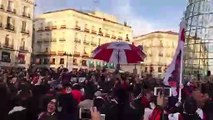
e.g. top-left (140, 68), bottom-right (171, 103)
top-left (79, 108), bottom-right (91, 120)
top-left (154, 87), bottom-right (172, 97)
top-left (79, 108), bottom-right (106, 120)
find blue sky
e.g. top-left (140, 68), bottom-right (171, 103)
top-left (36, 0), bottom-right (187, 36)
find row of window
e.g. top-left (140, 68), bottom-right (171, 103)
top-left (144, 66), bottom-right (167, 73)
top-left (0, 0), bottom-right (31, 19)
top-left (2, 34), bottom-right (26, 50)
top-left (1, 51), bottom-right (26, 64)
top-left (0, 16), bottom-right (30, 35)
top-left (35, 58), bottom-right (115, 68)
top-left (37, 24), bottom-right (130, 41)
top-left (147, 53), bottom-right (174, 57)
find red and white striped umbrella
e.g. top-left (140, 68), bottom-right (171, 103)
top-left (92, 42), bottom-right (146, 64)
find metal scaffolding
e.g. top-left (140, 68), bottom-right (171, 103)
top-left (184, 0), bottom-right (213, 76)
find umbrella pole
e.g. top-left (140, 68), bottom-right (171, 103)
top-left (115, 50), bottom-right (120, 73)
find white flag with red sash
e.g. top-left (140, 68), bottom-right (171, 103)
top-left (163, 20), bottom-right (186, 101)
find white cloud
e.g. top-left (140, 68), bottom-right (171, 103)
top-left (110, 0), bottom-right (155, 36)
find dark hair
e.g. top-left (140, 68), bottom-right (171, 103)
top-left (183, 97), bottom-right (201, 120)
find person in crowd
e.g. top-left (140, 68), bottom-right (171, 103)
top-left (79, 92), bottom-right (94, 109)
top-left (71, 83), bottom-right (83, 104)
top-left (168, 97), bottom-right (202, 120)
top-left (38, 98), bottom-right (57, 120)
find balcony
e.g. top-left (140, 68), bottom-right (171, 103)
top-left (117, 37), bottom-right (123, 40)
top-left (74, 38), bottom-right (81, 43)
top-left (111, 35), bottom-right (116, 39)
top-left (105, 33), bottom-right (110, 38)
top-left (59, 38), bottom-right (66, 42)
top-left (3, 44), bottom-right (14, 49)
top-left (73, 52), bottom-right (80, 57)
top-left (51, 26), bottom-right (57, 30)
top-left (7, 8), bottom-right (16, 14)
top-left (60, 25), bottom-right (66, 29)
top-left (83, 40), bottom-right (90, 45)
top-left (37, 40), bottom-right (42, 43)
top-left (37, 28), bottom-right (43, 32)
top-left (21, 29), bottom-right (30, 35)
top-left (91, 42), bottom-right (97, 47)
top-left (19, 46), bottom-right (28, 52)
top-left (84, 28), bottom-right (89, 33)
top-left (43, 39), bottom-right (50, 43)
top-left (5, 24), bottom-right (15, 31)
top-left (126, 37), bottom-right (130, 41)
top-left (91, 30), bottom-right (97, 34)
top-left (44, 26), bottom-right (51, 31)
top-left (22, 13), bottom-right (31, 19)
top-left (51, 38), bottom-right (57, 42)
top-left (75, 25), bottom-right (81, 31)
top-left (98, 31), bottom-right (103, 36)
top-left (0, 4), bottom-right (4, 10)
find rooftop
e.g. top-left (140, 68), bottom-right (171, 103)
top-left (41, 9), bottom-right (131, 28)
top-left (134, 31), bottom-right (178, 39)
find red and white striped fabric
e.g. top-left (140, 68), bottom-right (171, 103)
top-left (92, 42), bottom-right (145, 64)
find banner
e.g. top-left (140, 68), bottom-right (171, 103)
top-left (163, 20), bottom-right (186, 100)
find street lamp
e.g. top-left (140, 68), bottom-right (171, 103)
top-left (63, 52), bottom-right (72, 69)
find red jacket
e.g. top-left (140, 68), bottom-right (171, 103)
top-left (149, 107), bottom-right (163, 120)
top-left (71, 90), bottom-right (82, 104)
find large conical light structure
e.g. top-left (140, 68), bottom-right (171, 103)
top-left (184, 0), bottom-right (213, 76)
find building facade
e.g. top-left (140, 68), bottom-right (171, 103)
top-left (0, 0), bottom-right (35, 68)
top-left (33, 9), bottom-right (132, 70)
top-left (134, 31), bottom-right (178, 78)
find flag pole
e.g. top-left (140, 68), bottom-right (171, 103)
top-left (178, 20), bottom-right (185, 103)
top-left (178, 51), bottom-right (184, 102)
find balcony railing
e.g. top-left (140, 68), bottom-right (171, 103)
top-left (43, 39), bottom-right (50, 43)
top-left (74, 38), bottom-right (81, 43)
top-left (105, 33), bottom-right (110, 38)
top-left (0, 4), bottom-right (4, 10)
top-left (44, 26), bottom-right (51, 31)
top-left (59, 38), bottom-right (66, 42)
top-left (117, 37), bottom-right (123, 40)
top-left (84, 28), bottom-right (89, 33)
top-left (5, 24), bottom-right (15, 31)
top-left (73, 52), bottom-right (80, 57)
top-left (83, 41), bottom-right (90, 45)
top-left (91, 42), bottom-right (97, 46)
top-left (60, 25), bottom-right (66, 29)
top-left (3, 44), bottom-right (14, 49)
top-left (7, 8), bottom-right (16, 14)
top-left (75, 26), bottom-right (81, 31)
top-left (91, 30), bottom-right (97, 34)
top-left (19, 46), bottom-right (28, 52)
top-left (98, 31), bottom-right (103, 36)
top-left (21, 29), bottom-right (30, 35)
top-left (22, 13), bottom-right (31, 18)
top-left (126, 37), bottom-right (130, 41)
top-left (51, 38), bottom-right (57, 42)
top-left (111, 35), bottom-right (116, 39)
top-left (37, 28), bottom-right (43, 31)
top-left (51, 26), bottom-right (57, 30)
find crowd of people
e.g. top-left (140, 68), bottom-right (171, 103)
top-left (0, 66), bottom-right (213, 120)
